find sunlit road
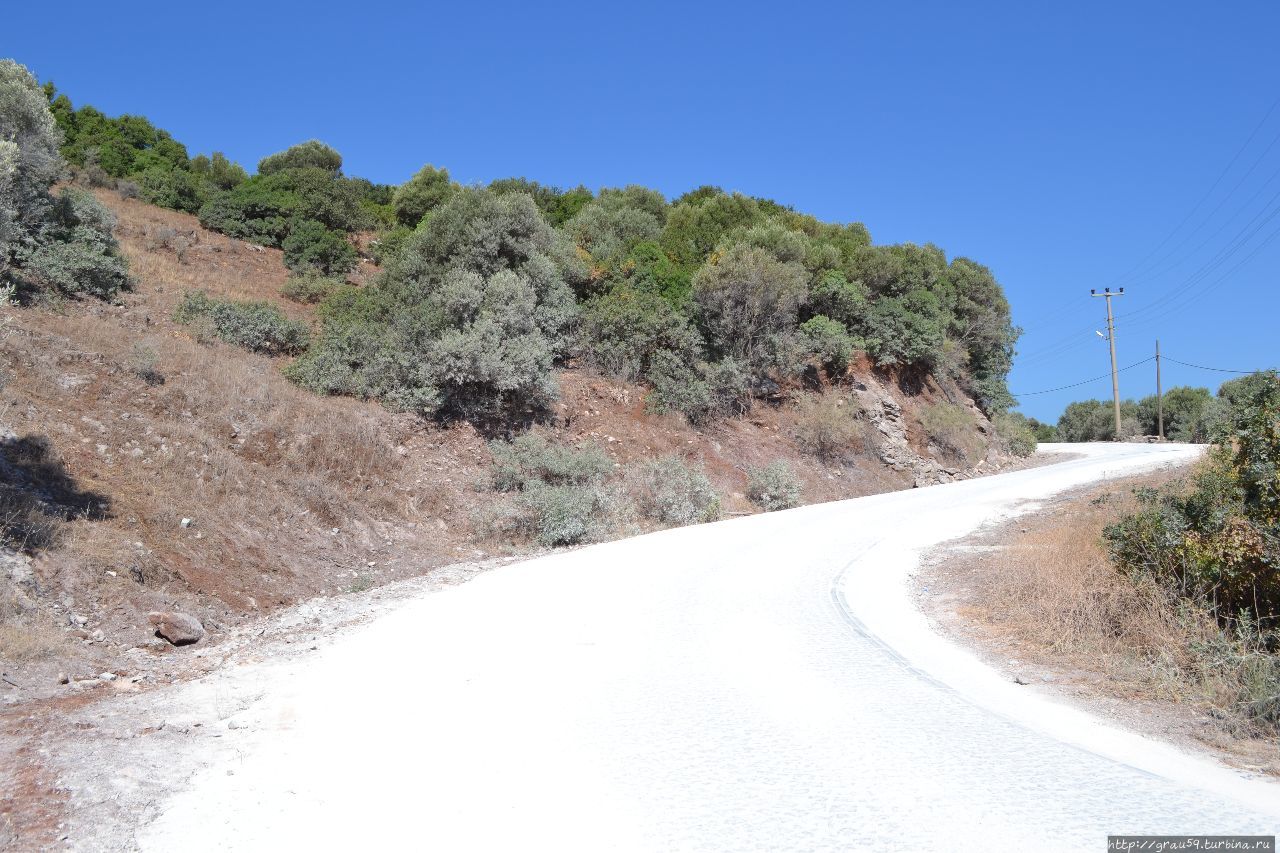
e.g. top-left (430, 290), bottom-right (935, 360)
top-left (140, 442), bottom-right (1280, 851)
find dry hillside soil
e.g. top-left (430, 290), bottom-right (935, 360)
top-left (0, 188), bottom-right (1028, 847)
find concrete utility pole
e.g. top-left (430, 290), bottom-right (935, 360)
top-left (1091, 287), bottom-right (1125, 439)
top-left (1155, 340), bottom-right (1164, 440)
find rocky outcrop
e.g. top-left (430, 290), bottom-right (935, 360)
top-left (851, 376), bottom-right (1011, 487)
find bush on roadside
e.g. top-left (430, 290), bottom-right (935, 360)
top-left (627, 456), bottom-right (721, 526)
top-left (747, 461), bottom-right (802, 511)
top-left (174, 291), bottom-right (309, 355)
top-left (486, 434), bottom-right (617, 546)
top-left (993, 411), bottom-right (1038, 458)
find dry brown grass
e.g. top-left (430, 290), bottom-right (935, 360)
top-left (935, 470), bottom-right (1280, 752)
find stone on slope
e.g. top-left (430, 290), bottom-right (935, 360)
top-left (148, 611), bottom-right (204, 646)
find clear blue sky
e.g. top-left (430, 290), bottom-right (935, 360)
top-left (6, 0), bottom-right (1278, 421)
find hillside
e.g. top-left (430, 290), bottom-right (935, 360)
top-left (0, 187), bottom-right (1024, 698)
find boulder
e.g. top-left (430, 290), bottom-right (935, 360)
top-left (148, 611), bottom-right (204, 646)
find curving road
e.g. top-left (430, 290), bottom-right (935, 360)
top-left (141, 443), bottom-right (1280, 851)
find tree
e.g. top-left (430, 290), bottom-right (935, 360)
top-left (257, 140), bottom-right (342, 176)
top-left (563, 185), bottom-right (666, 275)
top-left (289, 188), bottom-right (578, 423)
top-left (1, 61), bottom-right (128, 298)
top-left (691, 243), bottom-right (808, 375)
top-left (661, 191), bottom-right (762, 270)
top-left (281, 220), bottom-right (357, 276)
top-left (393, 164), bottom-right (455, 227)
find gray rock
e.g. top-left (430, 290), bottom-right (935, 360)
top-left (89, 629), bottom-right (105, 643)
top-left (98, 672), bottom-right (117, 682)
top-left (148, 611), bottom-right (204, 646)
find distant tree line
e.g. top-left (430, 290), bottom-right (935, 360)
top-left (1047, 380), bottom-right (1254, 443)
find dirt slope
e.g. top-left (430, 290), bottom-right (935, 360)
top-left (0, 190), bottom-right (1004, 701)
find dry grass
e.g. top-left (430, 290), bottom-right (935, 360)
top-left (936, 470), bottom-right (1280, 748)
top-left (791, 394), bottom-right (867, 463)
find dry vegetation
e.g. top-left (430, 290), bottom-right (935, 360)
top-left (924, 470), bottom-right (1280, 771)
top-left (2, 189), bottom-right (970, 694)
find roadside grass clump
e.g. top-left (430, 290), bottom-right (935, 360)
top-left (993, 412), bottom-right (1038, 458)
top-left (792, 395), bottom-right (863, 463)
top-left (282, 272), bottom-right (342, 304)
top-left (485, 434), bottom-right (619, 547)
top-left (920, 402), bottom-right (985, 465)
top-left (747, 461), bottom-right (802, 512)
top-left (627, 456), bottom-right (721, 526)
top-left (174, 291), bottom-right (309, 355)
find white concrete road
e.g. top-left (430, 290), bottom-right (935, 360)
top-left (140, 443), bottom-right (1280, 852)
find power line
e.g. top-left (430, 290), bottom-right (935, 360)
top-left (1162, 356), bottom-right (1272, 375)
top-left (1010, 357), bottom-right (1154, 397)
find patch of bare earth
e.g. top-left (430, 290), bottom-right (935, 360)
top-left (918, 469), bottom-right (1280, 777)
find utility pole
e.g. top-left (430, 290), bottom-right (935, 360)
top-left (1091, 287), bottom-right (1125, 439)
top-left (1155, 339), bottom-right (1164, 440)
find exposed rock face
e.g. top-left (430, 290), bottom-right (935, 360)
top-left (148, 611), bottom-right (204, 646)
top-left (851, 376), bottom-right (1010, 488)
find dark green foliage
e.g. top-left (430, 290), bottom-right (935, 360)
top-left (564, 186), bottom-right (667, 281)
top-left (137, 165), bottom-right (206, 213)
top-left (197, 166), bottom-right (369, 246)
top-left (190, 152), bottom-right (247, 191)
top-left (799, 315), bottom-right (859, 374)
top-left (579, 285), bottom-right (702, 382)
top-left (369, 225), bottom-right (413, 266)
top-left (1106, 372), bottom-right (1280, 627)
top-left (1055, 398), bottom-right (1141, 442)
top-left (621, 241), bottom-right (692, 308)
top-left (747, 461), bottom-right (802, 511)
top-left (488, 178), bottom-right (593, 227)
top-left (258, 140), bottom-right (342, 176)
top-left (281, 220), bottom-right (357, 275)
top-left (660, 190), bottom-right (762, 270)
top-left (393, 164), bottom-right (454, 227)
top-left (646, 353), bottom-right (750, 425)
top-left (174, 291), bottom-right (309, 355)
top-left (1137, 386), bottom-right (1216, 442)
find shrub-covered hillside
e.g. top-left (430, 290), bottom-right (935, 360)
top-left (25, 65), bottom-right (1020, 433)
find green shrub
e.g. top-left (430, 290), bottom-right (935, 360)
top-left (490, 433), bottom-right (613, 492)
top-left (258, 140), bottom-right (342, 176)
top-left (174, 291), bottom-right (309, 355)
top-left (281, 220), bottom-right (357, 275)
top-left (369, 225), bottom-right (413, 266)
top-left (1105, 371), bottom-right (1280, 627)
top-left (137, 166), bottom-right (206, 213)
top-left (579, 285), bottom-right (702, 382)
top-left (920, 402), bottom-right (985, 464)
top-left (793, 395), bottom-right (862, 462)
top-left (487, 434), bottom-right (616, 546)
top-left (692, 243), bottom-right (808, 376)
top-left (628, 456), bottom-right (720, 526)
top-left (197, 166), bottom-right (369, 247)
top-left (747, 461), bottom-right (802, 511)
top-left (799, 314), bottom-right (859, 374)
top-left (646, 353), bottom-right (749, 425)
top-left (289, 188), bottom-right (578, 422)
top-left (993, 412), bottom-right (1038, 458)
top-left (392, 164), bottom-right (455, 227)
top-left (282, 272), bottom-right (342, 304)
top-left (17, 189), bottom-right (130, 298)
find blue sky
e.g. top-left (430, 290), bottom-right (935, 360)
top-left (5, 0), bottom-right (1278, 421)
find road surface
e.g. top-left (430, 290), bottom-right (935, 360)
top-left (139, 443), bottom-right (1280, 851)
